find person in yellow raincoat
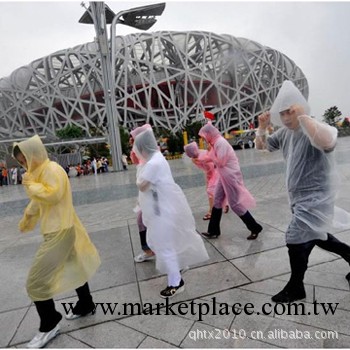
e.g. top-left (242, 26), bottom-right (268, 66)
top-left (12, 135), bottom-right (101, 348)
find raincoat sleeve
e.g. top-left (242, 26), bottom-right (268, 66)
top-left (19, 200), bottom-right (40, 233)
top-left (266, 128), bottom-right (283, 152)
top-left (298, 115), bottom-right (337, 151)
top-left (212, 140), bottom-right (231, 168)
top-left (23, 163), bottom-right (67, 205)
top-left (136, 162), bottom-right (153, 192)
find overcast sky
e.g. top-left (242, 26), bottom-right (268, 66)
top-left (0, 0), bottom-right (349, 118)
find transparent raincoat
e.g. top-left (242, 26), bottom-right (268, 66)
top-left (133, 130), bottom-right (209, 274)
top-left (267, 80), bottom-right (350, 244)
top-left (184, 141), bottom-right (218, 197)
top-left (199, 123), bottom-right (256, 215)
top-left (13, 135), bottom-right (100, 301)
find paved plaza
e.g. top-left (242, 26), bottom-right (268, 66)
top-left (1, 137), bottom-right (350, 348)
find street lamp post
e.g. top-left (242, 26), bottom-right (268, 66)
top-left (79, 2), bottom-right (165, 172)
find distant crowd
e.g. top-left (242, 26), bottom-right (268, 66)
top-left (64, 157), bottom-right (110, 177)
top-left (0, 165), bottom-right (26, 186)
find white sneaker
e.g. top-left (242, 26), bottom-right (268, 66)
top-left (134, 251), bottom-right (155, 263)
top-left (26, 324), bottom-right (60, 348)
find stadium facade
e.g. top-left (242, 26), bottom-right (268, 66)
top-left (0, 30), bottom-right (308, 155)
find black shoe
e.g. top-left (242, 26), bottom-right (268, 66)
top-left (271, 288), bottom-right (306, 303)
top-left (160, 279), bottom-right (185, 298)
top-left (346, 273), bottom-right (350, 288)
top-left (201, 232), bottom-right (220, 239)
top-left (246, 223), bottom-right (263, 240)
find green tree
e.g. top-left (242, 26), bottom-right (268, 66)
top-left (55, 124), bottom-right (84, 154)
top-left (185, 121), bottom-right (203, 140)
top-left (56, 124), bottom-right (84, 139)
top-left (167, 132), bottom-right (184, 155)
top-left (323, 106), bottom-right (342, 127)
top-left (119, 127), bottom-right (130, 154)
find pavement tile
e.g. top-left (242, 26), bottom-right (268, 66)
top-left (117, 313), bottom-right (194, 346)
top-left (138, 336), bottom-right (177, 348)
top-left (231, 246), bottom-right (338, 282)
top-left (2, 141), bottom-right (350, 348)
top-left (138, 261), bottom-right (250, 306)
top-left (0, 308), bottom-right (28, 348)
top-left (68, 320), bottom-right (146, 348)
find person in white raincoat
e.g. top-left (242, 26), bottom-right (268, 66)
top-left (12, 135), bottom-right (100, 348)
top-left (129, 124), bottom-right (156, 263)
top-left (256, 80), bottom-right (350, 303)
top-left (133, 128), bottom-right (209, 298)
top-left (198, 122), bottom-right (262, 240)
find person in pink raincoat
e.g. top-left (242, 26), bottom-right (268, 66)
top-left (184, 141), bottom-right (228, 220)
top-left (198, 122), bottom-right (263, 240)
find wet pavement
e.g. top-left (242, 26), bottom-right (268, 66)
top-left (1, 137), bottom-right (350, 348)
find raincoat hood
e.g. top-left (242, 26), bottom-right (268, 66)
top-left (270, 80), bottom-right (311, 127)
top-left (133, 128), bottom-right (159, 162)
top-left (13, 135), bottom-right (49, 173)
top-left (130, 124), bottom-right (152, 139)
top-left (184, 141), bottom-right (199, 158)
top-left (199, 122), bottom-right (221, 144)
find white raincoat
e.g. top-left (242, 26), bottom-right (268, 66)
top-left (133, 129), bottom-right (209, 274)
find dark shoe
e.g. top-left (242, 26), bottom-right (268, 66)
top-left (271, 289), bottom-right (306, 303)
top-left (239, 211), bottom-right (263, 240)
top-left (201, 232), bottom-right (220, 239)
top-left (65, 301), bottom-right (96, 320)
top-left (203, 213), bottom-right (211, 220)
top-left (160, 279), bottom-right (185, 298)
top-left (346, 272), bottom-right (350, 288)
top-left (247, 223), bottom-right (263, 240)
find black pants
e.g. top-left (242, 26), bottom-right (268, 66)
top-left (286, 233), bottom-right (350, 291)
top-left (34, 282), bottom-right (93, 332)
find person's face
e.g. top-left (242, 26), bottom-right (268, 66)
top-left (129, 136), bottom-right (134, 146)
top-left (279, 106), bottom-right (301, 130)
top-left (16, 152), bottom-right (27, 169)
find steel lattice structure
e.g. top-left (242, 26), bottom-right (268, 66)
top-left (0, 31), bottom-right (308, 152)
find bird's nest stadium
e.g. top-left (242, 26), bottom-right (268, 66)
top-left (0, 30), bottom-right (308, 156)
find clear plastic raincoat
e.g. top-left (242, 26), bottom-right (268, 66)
top-left (133, 130), bottom-right (209, 274)
top-left (199, 123), bottom-right (256, 215)
top-left (13, 135), bottom-right (100, 301)
top-left (267, 80), bottom-right (349, 244)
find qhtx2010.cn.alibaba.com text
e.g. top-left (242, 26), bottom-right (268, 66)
top-left (189, 328), bottom-right (339, 342)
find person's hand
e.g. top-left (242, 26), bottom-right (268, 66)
top-left (192, 158), bottom-right (199, 165)
top-left (258, 112), bottom-right (271, 130)
top-left (18, 214), bottom-right (37, 233)
top-left (21, 172), bottom-right (35, 185)
top-left (130, 151), bottom-right (139, 165)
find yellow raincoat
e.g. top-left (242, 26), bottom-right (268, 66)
top-left (14, 135), bottom-right (100, 301)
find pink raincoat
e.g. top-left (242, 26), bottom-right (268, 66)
top-left (199, 123), bottom-right (256, 215)
top-left (184, 141), bottom-right (218, 197)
